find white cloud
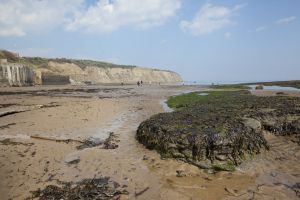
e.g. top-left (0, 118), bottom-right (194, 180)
top-left (275, 16), bottom-right (296, 24)
top-left (0, 0), bottom-right (83, 37)
top-left (224, 32), bottom-right (231, 39)
top-left (0, 0), bottom-right (181, 37)
top-left (66, 0), bottom-right (181, 33)
top-left (180, 3), bottom-right (245, 35)
top-left (255, 26), bottom-right (267, 32)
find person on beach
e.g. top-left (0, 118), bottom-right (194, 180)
top-left (137, 81), bottom-right (140, 86)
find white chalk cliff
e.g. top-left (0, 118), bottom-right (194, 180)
top-left (38, 61), bottom-right (182, 84)
top-left (0, 50), bottom-right (183, 86)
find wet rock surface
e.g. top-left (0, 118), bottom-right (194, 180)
top-left (0, 87), bottom-right (137, 99)
top-left (26, 177), bottom-right (128, 200)
top-left (136, 90), bottom-right (300, 170)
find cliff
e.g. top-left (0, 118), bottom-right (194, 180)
top-left (0, 50), bottom-right (183, 86)
top-left (41, 61), bottom-right (182, 84)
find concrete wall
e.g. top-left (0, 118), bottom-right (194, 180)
top-left (41, 74), bottom-right (70, 85)
top-left (0, 65), bottom-right (8, 84)
top-left (0, 64), bottom-right (34, 86)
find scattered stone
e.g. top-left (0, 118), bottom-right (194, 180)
top-left (77, 132), bottom-right (119, 150)
top-left (243, 118), bottom-right (262, 131)
top-left (103, 132), bottom-right (119, 149)
top-left (64, 154), bottom-right (80, 165)
top-left (215, 155), bottom-right (227, 161)
top-left (176, 170), bottom-right (187, 177)
top-left (76, 138), bottom-right (102, 150)
top-left (292, 182), bottom-right (300, 197)
top-left (203, 176), bottom-right (212, 181)
top-left (225, 187), bottom-right (239, 196)
top-left (270, 171), bottom-right (278, 177)
top-left (142, 155), bottom-right (149, 160)
top-left (255, 85), bottom-right (264, 90)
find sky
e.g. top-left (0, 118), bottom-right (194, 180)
top-left (0, 0), bottom-right (299, 83)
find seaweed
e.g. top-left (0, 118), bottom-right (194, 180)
top-left (27, 177), bottom-right (128, 200)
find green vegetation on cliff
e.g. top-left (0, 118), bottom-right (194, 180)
top-left (0, 49), bottom-right (136, 69)
top-left (22, 57), bottom-right (137, 69)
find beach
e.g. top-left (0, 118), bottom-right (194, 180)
top-left (0, 85), bottom-right (299, 200)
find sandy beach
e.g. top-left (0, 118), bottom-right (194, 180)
top-left (1, 85), bottom-right (299, 200)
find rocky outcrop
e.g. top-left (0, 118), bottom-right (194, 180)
top-left (136, 91), bottom-right (300, 171)
top-left (0, 64), bottom-right (34, 86)
top-left (255, 85), bottom-right (264, 90)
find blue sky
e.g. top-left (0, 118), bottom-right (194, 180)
top-left (0, 0), bottom-right (299, 83)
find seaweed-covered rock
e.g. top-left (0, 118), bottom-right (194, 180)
top-left (255, 85), bottom-right (264, 90)
top-left (136, 91), bottom-right (300, 170)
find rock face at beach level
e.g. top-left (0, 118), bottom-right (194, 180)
top-left (136, 91), bottom-right (300, 171)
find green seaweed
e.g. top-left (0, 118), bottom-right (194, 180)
top-left (212, 161), bottom-right (235, 172)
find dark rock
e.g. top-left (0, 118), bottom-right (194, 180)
top-left (255, 85), bottom-right (264, 90)
top-left (176, 170), bottom-right (187, 177)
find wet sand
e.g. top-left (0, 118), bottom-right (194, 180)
top-left (0, 85), bottom-right (299, 200)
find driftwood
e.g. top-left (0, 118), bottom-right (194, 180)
top-left (0, 110), bottom-right (25, 117)
top-left (0, 104), bottom-right (60, 118)
top-left (30, 135), bottom-right (83, 144)
top-left (135, 187), bottom-right (150, 197)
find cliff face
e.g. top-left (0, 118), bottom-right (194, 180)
top-left (83, 66), bottom-right (182, 84)
top-left (0, 50), bottom-right (183, 86)
top-left (39, 61), bottom-right (182, 84)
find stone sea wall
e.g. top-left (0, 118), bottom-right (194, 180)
top-left (41, 73), bottom-right (70, 85)
top-left (0, 64), bottom-right (34, 86)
